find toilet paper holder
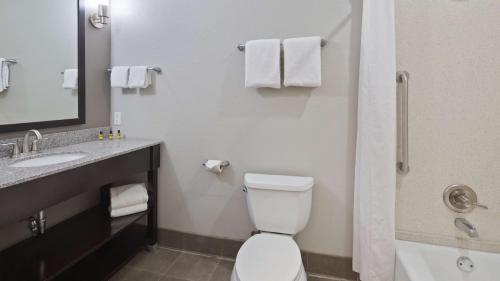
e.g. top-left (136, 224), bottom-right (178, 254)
top-left (202, 160), bottom-right (231, 174)
top-left (202, 160), bottom-right (230, 168)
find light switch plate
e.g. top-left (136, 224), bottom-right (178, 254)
top-left (114, 112), bottom-right (122, 125)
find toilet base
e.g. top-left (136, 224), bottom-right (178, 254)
top-left (231, 263), bottom-right (307, 281)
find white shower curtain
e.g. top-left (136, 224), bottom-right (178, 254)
top-left (352, 0), bottom-right (396, 281)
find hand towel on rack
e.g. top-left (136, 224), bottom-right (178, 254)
top-left (110, 203), bottom-right (148, 218)
top-left (110, 66), bottom-right (130, 88)
top-left (245, 39), bottom-right (281, 88)
top-left (62, 69), bottom-right (78, 89)
top-left (128, 66), bottom-right (152, 88)
top-left (110, 183), bottom-right (149, 210)
top-left (0, 58), bottom-right (9, 92)
top-left (283, 36), bottom-right (322, 87)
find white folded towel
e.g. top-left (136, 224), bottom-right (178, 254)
top-left (110, 203), bottom-right (148, 218)
top-left (245, 39), bottom-right (281, 89)
top-left (0, 58), bottom-right (10, 92)
top-left (283, 36), bottom-right (322, 87)
top-left (128, 66), bottom-right (152, 88)
top-left (110, 183), bottom-right (149, 210)
top-left (62, 69), bottom-right (78, 89)
top-left (110, 66), bottom-right (130, 88)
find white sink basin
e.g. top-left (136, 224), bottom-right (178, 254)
top-left (10, 153), bottom-right (88, 168)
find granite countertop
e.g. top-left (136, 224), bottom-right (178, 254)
top-left (0, 138), bottom-right (162, 189)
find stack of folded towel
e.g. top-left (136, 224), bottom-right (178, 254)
top-left (109, 183), bottom-right (149, 218)
top-left (0, 58), bottom-right (10, 93)
top-left (111, 66), bottom-right (152, 89)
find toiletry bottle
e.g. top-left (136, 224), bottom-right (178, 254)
top-left (98, 131), bottom-right (104, 141)
top-left (117, 130), bottom-right (122, 140)
top-left (108, 130), bottom-right (114, 140)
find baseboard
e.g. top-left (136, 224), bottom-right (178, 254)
top-left (158, 228), bottom-right (358, 280)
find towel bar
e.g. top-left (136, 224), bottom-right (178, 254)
top-left (60, 67), bottom-right (163, 75)
top-left (5, 59), bottom-right (17, 64)
top-left (237, 39), bottom-right (327, 52)
top-left (106, 67), bottom-right (162, 74)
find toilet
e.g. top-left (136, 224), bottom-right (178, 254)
top-left (231, 173), bottom-right (314, 281)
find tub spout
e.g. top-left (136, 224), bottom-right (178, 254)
top-left (455, 218), bottom-right (478, 238)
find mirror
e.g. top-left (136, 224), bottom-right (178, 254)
top-left (0, 0), bottom-right (85, 133)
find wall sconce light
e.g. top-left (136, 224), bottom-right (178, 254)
top-left (90, 4), bottom-right (109, 29)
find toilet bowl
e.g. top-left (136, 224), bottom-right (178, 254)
top-left (231, 233), bottom-right (307, 281)
top-left (231, 173), bottom-right (314, 281)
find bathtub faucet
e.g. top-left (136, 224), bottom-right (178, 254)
top-left (455, 218), bottom-right (478, 238)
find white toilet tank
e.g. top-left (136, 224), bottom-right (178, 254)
top-left (244, 173), bottom-right (314, 235)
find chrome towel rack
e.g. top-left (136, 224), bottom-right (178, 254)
top-left (60, 66), bottom-right (163, 75)
top-left (106, 67), bottom-right (163, 74)
top-left (397, 71), bottom-right (410, 174)
top-left (5, 59), bottom-right (17, 64)
top-left (237, 39), bottom-right (327, 52)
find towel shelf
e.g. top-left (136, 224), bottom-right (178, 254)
top-left (106, 67), bottom-right (163, 74)
top-left (237, 39), bottom-right (327, 52)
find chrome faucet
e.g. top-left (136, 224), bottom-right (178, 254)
top-left (22, 129), bottom-right (43, 153)
top-left (455, 218), bottom-right (478, 238)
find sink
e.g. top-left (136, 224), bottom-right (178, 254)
top-left (9, 153), bottom-right (88, 168)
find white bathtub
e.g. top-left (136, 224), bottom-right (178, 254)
top-left (395, 240), bottom-right (500, 281)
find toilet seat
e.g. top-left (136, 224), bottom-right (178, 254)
top-left (232, 233), bottom-right (305, 281)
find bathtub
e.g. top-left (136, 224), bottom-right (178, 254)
top-left (395, 240), bottom-right (500, 281)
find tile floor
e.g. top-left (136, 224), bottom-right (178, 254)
top-left (111, 247), bottom-right (349, 281)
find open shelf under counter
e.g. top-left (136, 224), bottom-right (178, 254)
top-left (0, 206), bottom-right (147, 281)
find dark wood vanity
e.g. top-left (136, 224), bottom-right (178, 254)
top-left (0, 0), bottom-right (160, 279)
top-left (0, 144), bottom-right (160, 281)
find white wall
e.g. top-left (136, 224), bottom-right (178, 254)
top-left (0, 0), bottom-right (78, 125)
top-left (396, 0), bottom-right (500, 252)
top-left (111, 0), bottom-right (361, 256)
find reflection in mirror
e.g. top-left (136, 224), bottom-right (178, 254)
top-left (0, 0), bottom-right (81, 128)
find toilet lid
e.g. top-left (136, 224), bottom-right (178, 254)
top-left (235, 233), bottom-right (302, 281)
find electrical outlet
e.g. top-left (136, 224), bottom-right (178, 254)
top-left (114, 112), bottom-right (122, 125)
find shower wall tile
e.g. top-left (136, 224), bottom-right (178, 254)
top-left (395, 0), bottom-right (500, 253)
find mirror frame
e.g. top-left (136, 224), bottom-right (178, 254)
top-left (0, 0), bottom-right (86, 133)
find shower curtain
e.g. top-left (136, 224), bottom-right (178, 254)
top-left (352, 0), bottom-right (396, 281)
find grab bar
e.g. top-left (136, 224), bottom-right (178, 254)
top-left (397, 71), bottom-right (410, 174)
